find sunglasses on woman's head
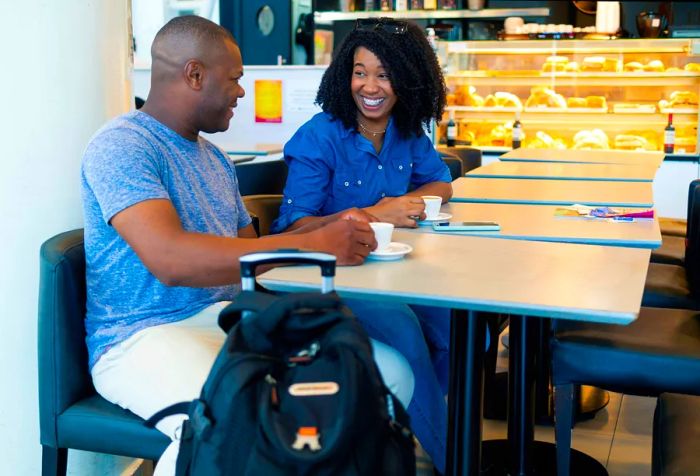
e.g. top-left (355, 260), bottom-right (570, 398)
top-left (354, 17), bottom-right (408, 35)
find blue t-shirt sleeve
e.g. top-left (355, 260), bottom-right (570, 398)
top-left (410, 134), bottom-right (453, 189)
top-left (82, 128), bottom-right (169, 224)
top-left (271, 126), bottom-right (333, 233)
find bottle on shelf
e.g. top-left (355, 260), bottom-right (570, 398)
top-left (512, 110), bottom-right (522, 149)
top-left (364, 0), bottom-right (376, 10)
top-left (664, 113), bottom-right (675, 154)
top-left (446, 110), bottom-right (457, 147)
top-left (380, 0), bottom-right (393, 11)
top-left (423, 0), bottom-right (437, 9)
top-left (411, 0), bottom-right (424, 8)
top-left (395, 0), bottom-right (408, 10)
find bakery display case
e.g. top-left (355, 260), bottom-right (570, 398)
top-left (438, 38), bottom-right (700, 158)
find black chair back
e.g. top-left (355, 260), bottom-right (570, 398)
top-left (236, 159), bottom-right (289, 196)
top-left (38, 229), bottom-right (91, 448)
top-left (685, 180), bottom-right (700, 292)
top-left (440, 155), bottom-right (464, 181)
top-left (437, 146), bottom-right (482, 174)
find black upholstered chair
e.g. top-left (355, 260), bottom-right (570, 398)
top-left (651, 183), bottom-right (697, 266)
top-left (437, 146), bottom-right (482, 174)
top-left (38, 229), bottom-right (169, 476)
top-left (551, 307), bottom-right (700, 476)
top-left (235, 159), bottom-right (288, 196)
top-left (643, 180), bottom-right (700, 310)
top-left (440, 154), bottom-right (465, 181)
top-left (652, 392), bottom-right (700, 476)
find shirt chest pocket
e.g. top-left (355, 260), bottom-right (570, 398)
top-left (331, 171), bottom-right (369, 207)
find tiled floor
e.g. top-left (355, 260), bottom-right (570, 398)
top-left (417, 334), bottom-right (657, 475)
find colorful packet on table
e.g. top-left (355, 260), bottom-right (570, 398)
top-left (589, 207), bottom-right (654, 219)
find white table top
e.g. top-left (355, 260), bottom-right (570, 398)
top-left (412, 202), bottom-right (661, 249)
top-left (259, 230), bottom-right (650, 325)
top-left (467, 161), bottom-right (657, 182)
top-left (500, 148), bottom-right (664, 168)
top-left (450, 177), bottom-right (654, 208)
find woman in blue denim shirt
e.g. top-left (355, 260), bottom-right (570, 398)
top-left (270, 19), bottom-right (454, 474)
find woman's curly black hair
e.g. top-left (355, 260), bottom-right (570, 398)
top-left (315, 19), bottom-right (446, 138)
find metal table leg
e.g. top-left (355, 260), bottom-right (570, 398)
top-left (446, 309), bottom-right (487, 476)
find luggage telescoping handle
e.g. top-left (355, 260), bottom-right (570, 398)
top-left (239, 249), bottom-right (336, 293)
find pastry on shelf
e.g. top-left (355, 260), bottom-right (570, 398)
top-left (603, 58), bottom-right (622, 72)
top-left (483, 91), bottom-right (523, 109)
top-left (457, 126), bottom-right (476, 145)
top-left (623, 61), bottom-right (645, 72)
top-left (676, 136), bottom-right (697, 153)
top-left (572, 129), bottom-right (609, 150)
top-left (665, 67), bottom-right (683, 72)
top-left (524, 86), bottom-right (567, 109)
top-left (659, 90), bottom-right (699, 110)
top-left (567, 97), bottom-right (587, 108)
top-left (446, 93), bottom-right (457, 106)
top-left (614, 134), bottom-right (655, 151)
top-left (489, 123), bottom-right (510, 147)
top-left (581, 56), bottom-right (620, 72)
top-left (564, 61), bottom-right (580, 73)
top-left (541, 55), bottom-right (569, 72)
top-left (676, 125), bottom-right (698, 153)
top-left (585, 96), bottom-right (607, 109)
top-left (525, 131), bottom-right (566, 150)
top-left (644, 60), bottom-right (665, 72)
top-left (684, 63), bottom-right (700, 72)
top-left (454, 85), bottom-right (484, 107)
top-left (581, 56), bottom-right (605, 72)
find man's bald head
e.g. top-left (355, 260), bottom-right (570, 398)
top-left (151, 15), bottom-right (237, 81)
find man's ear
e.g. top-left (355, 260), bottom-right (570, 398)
top-left (183, 60), bottom-right (205, 90)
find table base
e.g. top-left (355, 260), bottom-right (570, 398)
top-left (484, 373), bottom-right (610, 424)
top-left (481, 440), bottom-right (608, 476)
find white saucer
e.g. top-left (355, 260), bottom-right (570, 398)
top-left (417, 212), bottom-right (452, 226)
top-left (368, 242), bottom-right (413, 261)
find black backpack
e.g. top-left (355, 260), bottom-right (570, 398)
top-left (147, 251), bottom-right (416, 476)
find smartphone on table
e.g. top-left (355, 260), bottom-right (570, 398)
top-left (432, 221), bottom-right (500, 232)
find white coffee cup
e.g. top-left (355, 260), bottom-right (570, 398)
top-left (422, 196), bottom-right (442, 220)
top-left (369, 222), bottom-right (394, 252)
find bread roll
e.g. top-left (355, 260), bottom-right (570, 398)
top-left (644, 60), bottom-right (665, 72)
top-left (603, 58), bottom-right (621, 72)
top-left (525, 86), bottom-right (566, 109)
top-left (567, 97), bottom-right (587, 108)
top-left (624, 61), bottom-right (644, 72)
top-left (490, 124), bottom-right (508, 146)
top-left (585, 96), bottom-right (607, 109)
top-left (684, 63), bottom-right (700, 73)
top-left (581, 56), bottom-right (605, 71)
top-left (614, 134), bottom-right (650, 150)
top-left (669, 91), bottom-right (698, 106)
top-left (455, 85), bottom-right (484, 107)
top-left (564, 62), bottom-right (580, 72)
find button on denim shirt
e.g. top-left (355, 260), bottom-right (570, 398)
top-left (271, 112), bottom-right (451, 233)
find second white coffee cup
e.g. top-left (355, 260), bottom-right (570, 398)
top-left (369, 222), bottom-right (394, 252)
top-left (422, 195), bottom-right (442, 220)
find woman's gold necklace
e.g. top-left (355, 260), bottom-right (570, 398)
top-left (358, 120), bottom-right (386, 137)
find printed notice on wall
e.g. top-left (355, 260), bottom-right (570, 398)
top-left (285, 79), bottom-right (320, 114)
top-left (254, 79), bottom-right (283, 123)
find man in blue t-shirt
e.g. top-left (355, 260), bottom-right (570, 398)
top-left (81, 16), bottom-right (414, 476)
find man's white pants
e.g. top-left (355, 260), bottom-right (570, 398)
top-left (92, 302), bottom-right (415, 475)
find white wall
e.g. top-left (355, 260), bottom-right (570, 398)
top-left (1, 1), bottom-right (135, 474)
top-left (133, 65), bottom-right (325, 152)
